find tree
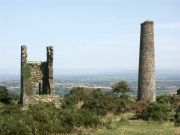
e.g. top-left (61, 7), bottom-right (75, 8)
top-left (177, 88), bottom-right (180, 95)
top-left (111, 81), bottom-right (131, 97)
top-left (0, 85), bottom-right (9, 103)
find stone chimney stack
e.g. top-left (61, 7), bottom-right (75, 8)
top-left (138, 21), bottom-right (156, 102)
top-left (47, 46), bottom-right (55, 94)
top-left (21, 45), bottom-right (27, 63)
top-left (20, 45), bottom-right (27, 104)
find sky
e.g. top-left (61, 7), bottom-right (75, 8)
top-left (0, 0), bottom-right (180, 75)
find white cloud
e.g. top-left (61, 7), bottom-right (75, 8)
top-left (155, 22), bottom-right (180, 30)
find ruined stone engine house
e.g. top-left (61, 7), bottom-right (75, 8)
top-left (20, 45), bottom-right (55, 105)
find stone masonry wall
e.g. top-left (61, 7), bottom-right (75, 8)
top-left (20, 45), bottom-right (55, 105)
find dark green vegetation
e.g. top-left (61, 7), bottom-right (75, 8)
top-left (139, 103), bottom-right (169, 121)
top-left (23, 64), bottom-right (31, 79)
top-left (175, 105), bottom-right (180, 127)
top-left (0, 85), bottom-right (19, 104)
top-left (63, 86), bottom-right (131, 116)
top-left (177, 88), bottom-right (180, 95)
top-left (0, 102), bottom-right (101, 134)
top-left (111, 81), bottom-right (131, 98)
top-left (0, 82), bottom-right (180, 134)
top-left (0, 85), bottom-right (8, 103)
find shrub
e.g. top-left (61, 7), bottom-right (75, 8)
top-left (62, 87), bottom-right (93, 108)
top-left (0, 103), bottom-right (32, 135)
top-left (177, 88), bottom-right (180, 95)
top-left (28, 102), bottom-right (57, 122)
top-left (76, 109), bottom-right (101, 128)
top-left (0, 85), bottom-right (20, 104)
top-left (82, 89), bottom-right (127, 116)
top-left (156, 95), bottom-right (173, 104)
top-left (174, 105), bottom-right (180, 127)
top-left (156, 95), bottom-right (176, 111)
top-left (82, 89), bottom-right (108, 115)
top-left (173, 96), bottom-right (180, 108)
top-left (130, 100), bottom-right (150, 118)
top-left (62, 94), bottom-right (80, 107)
top-left (0, 102), bottom-right (102, 134)
top-left (0, 102), bottom-right (5, 113)
top-left (66, 87), bottom-right (92, 101)
top-left (0, 85), bottom-right (9, 103)
top-left (54, 107), bottom-right (101, 132)
top-left (63, 87), bottom-right (131, 115)
top-left (8, 93), bottom-right (20, 101)
top-left (0, 113), bottom-right (32, 135)
top-left (139, 102), bottom-right (169, 121)
top-left (0, 104), bottom-right (22, 114)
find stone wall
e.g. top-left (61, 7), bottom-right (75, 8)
top-left (138, 21), bottom-right (156, 102)
top-left (20, 45), bottom-right (55, 105)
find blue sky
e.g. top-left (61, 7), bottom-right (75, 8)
top-left (0, 0), bottom-right (180, 75)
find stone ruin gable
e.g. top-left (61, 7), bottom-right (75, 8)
top-left (138, 21), bottom-right (156, 102)
top-left (20, 45), bottom-right (55, 105)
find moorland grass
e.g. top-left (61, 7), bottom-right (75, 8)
top-left (78, 113), bottom-right (180, 135)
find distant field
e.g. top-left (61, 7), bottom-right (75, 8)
top-left (0, 73), bottom-right (180, 97)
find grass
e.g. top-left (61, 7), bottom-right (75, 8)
top-left (76, 113), bottom-right (180, 135)
top-left (95, 120), bottom-right (178, 135)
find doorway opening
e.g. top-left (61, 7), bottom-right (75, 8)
top-left (36, 83), bottom-right (40, 95)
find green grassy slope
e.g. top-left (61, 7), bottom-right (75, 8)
top-left (78, 113), bottom-right (180, 135)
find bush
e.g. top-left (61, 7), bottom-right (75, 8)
top-left (139, 102), bottom-right (169, 121)
top-left (63, 87), bottom-right (131, 116)
top-left (62, 94), bottom-right (80, 107)
top-left (0, 102), bottom-right (5, 113)
top-left (66, 87), bottom-right (92, 101)
top-left (156, 95), bottom-right (176, 112)
top-left (0, 104), bottom-right (22, 114)
top-left (0, 85), bottom-right (20, 104)
top-left (0, 85), bottom-right (9, 103)
top-left (0, 104), bottom-right (31, 135)
top-left (62, 87), bottom-right (93, 108)
top-left (174, 105), bottom-right (180, 127)
top-left (8, 93), bottom-right (20, 101)
top-left (82, 89), bottom-right (108, 115)
top-left (130, 100), bottom-right (150, 118)
top-left (82, 89), bottom-right (128, 116)
top-left (0, 113), bottom-right (32, 135)
top-left (177, 88), bottom-right (180, 95)
top-left (0, 102), bottom-right (102, 134)
top-left (76, 109), bottom-right (101, 128)
top-left (156, 95), bottom-right (173, 104)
